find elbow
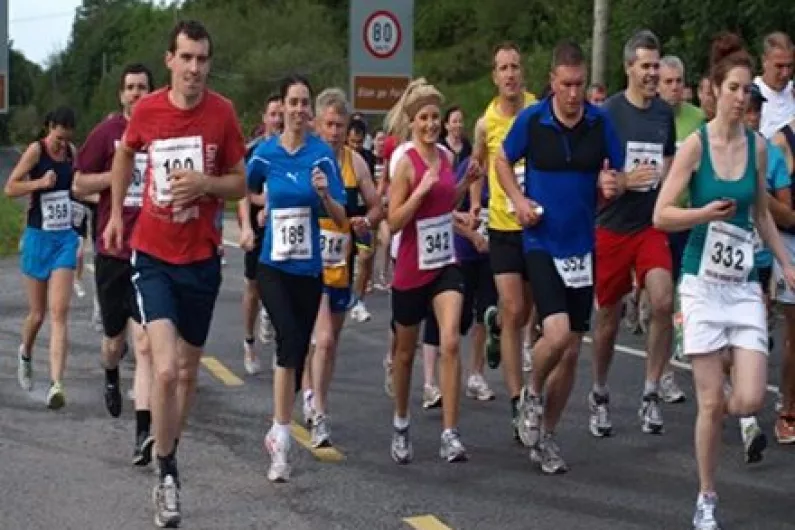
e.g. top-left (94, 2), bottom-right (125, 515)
top-left (652, 208), bottom-right (670, 232)
top-left (386, 214), bottom-right (401, 235)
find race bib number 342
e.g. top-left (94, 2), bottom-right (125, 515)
top-left (416, 213), bottom-right (455, 271)
top-left (150, 136), bottom-right (204, 204)
top-left (698, 221), bottom-right (753, 283)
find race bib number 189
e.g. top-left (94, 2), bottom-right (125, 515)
top-left (698, 221), bottom-right (753, 283)
top-left (150, 136), bottom-right (204, 204)
top-left (270, 207), bottom-right (312, 262)
top-left (553, 252), bottom-right (593, 288)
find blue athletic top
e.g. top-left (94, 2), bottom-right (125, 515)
top-left (247, 134), bottom-right (346, 277)
top-left (27, 140), bottom-right (76, 232)
top-left (503, 97), bottom-right (624, 258)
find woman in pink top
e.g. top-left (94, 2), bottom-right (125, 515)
top-left (387, 78), bottom-right (469, 464)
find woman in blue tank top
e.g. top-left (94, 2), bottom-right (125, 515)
top-left (653, 34), bottom-right (795, 530)
top-left (3, 107), bottom-right (78, 410)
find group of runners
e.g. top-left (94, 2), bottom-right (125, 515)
top-left (6, 18), bottom-right (795, 530)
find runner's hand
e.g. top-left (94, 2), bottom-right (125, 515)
top-left (702, 198), bottom-right (736, 222)
top-left (312, 167), bottom-right (329, 198)
top-left (515, 197), bottom-right (543, 227)
top-left (170, 169), bottom-right (207, 210)
top-left (257, 208), bottom-right (267, 228)
top-left (625, 164), bottom-right (657, 191)
top-left (473, 233), bottom-right (489, 253)
top-left (102, 214), bottom-right (124, 254)
top-left (351, 216), bottom-right (369, 237)
top-left (598, 159), bottom-right (619, 199)
top-left (781, 264), bottom-right (795, 291)
top-left (240, 227), bottom-right (255, 252)
top-left (38, 170), bottom-right (57, 190)
top-left (463, 158), bottom-right (483, 184)
top-left (416, 165), bottom-right (439, 197)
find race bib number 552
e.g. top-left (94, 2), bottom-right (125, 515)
top-left (150, 136), bottom-right (204, 204)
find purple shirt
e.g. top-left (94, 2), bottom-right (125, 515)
top-left (454, 157), bottom-right (490, 261)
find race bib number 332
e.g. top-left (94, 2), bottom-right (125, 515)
top-left (150, 136), bottom-right (204, 204)
top-left (698, 221), bottom-right (753, 283)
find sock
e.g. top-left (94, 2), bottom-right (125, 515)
top-left (643, 380), bottom-right (658, 397)
top-left (244, 336), bottom-right (254, 345)
top-left (105, 367), bottom-right (119, 386)
top-left (592, 383), bottom-right (608, 396)
top-left (442, 428), bottom-right (455, 438)
top-left (510, 396), bottom-right (520, 418)
top-left (135, 410), bottom-right (151, 436)
top-left (18, 344), bottom-right (30, 361)
top-left (393, 415), bottom-right (410, 430)
top-left (272, 421), bottom-right (291, 442)
top-left (739, 416), bottom-right (758, 432)
top-left (304, 389), bottom-right (314, 403)
top-left (157, 446), bottom-right (178, 482)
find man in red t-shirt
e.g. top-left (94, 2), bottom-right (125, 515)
top-left (72, 62), bottom-right (155, 464)
top-left (103, 20), bottom-right (246, 528)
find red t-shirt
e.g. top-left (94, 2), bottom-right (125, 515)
top-left (76, 113), bottom-right (147, 260)
top-left (123, 88), bottom-right (246, 264)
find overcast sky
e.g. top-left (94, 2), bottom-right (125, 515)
top-left (9, 0), bottom-right (82, 67)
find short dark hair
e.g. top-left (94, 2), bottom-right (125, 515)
top-left (348, 118), bottom-right (367, 136)
top-left (119, 63), bottom-right (154, 92)
top-left (443, 105), bottom-right (462, 124)
top-left (623, 30), bottom-right (660, 65)
top-left (264, 94), bottom-right (281, 110)
top-left (279, 74), bottom-right (313, 101)
top-left (46, 106), bottom-right (76, 130)
top-left (551, 40), bottom-right (585, 70)
top-left (168, 20), bottom-right (213, 57)
top-left (492, 41), bottom-right (521, 67)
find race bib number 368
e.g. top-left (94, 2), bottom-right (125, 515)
top-left (40, 190), bottom-right (72, 231)
top-left (698, 221), bottom-right (753, 283)
top-left (150, 136), bottom-right (204, 204)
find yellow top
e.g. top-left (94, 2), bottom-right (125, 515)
top-left (485, 92), bottom-right (537, 231)
top-left (319, 147), bottom-right (356, 288)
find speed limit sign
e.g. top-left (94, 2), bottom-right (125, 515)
top-left (363, 10), bottom-right (402, 59)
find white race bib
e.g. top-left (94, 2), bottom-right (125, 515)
top-left (417, 213), bottom-right (455, 270)
top-left (72, 201), bottom-right (87, 228)
top-left (124, 153), bottom-right (148, 208)
top-left (698, 221), bottom-right (754, 283)
top-left (320, 229), bottom-right (350, 268)
top-left (40, 190), bottom-right (72, 231)
top-left (625, 141), bottom-right (663, 191)
top-left (478, 208), bottom-right (490, 240)
top-left (507, 164), bottom-right (526, 214)
top-left (150, 136), bottom-right (204, 204)
top-left (553, 252), bottom-right (594, 288)
top-left (270, 207), bottom-right (312, 261)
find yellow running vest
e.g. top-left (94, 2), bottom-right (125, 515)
top-left (485, 92), bottom-right (537, 231)
top-left (319, 147), bottom-right (357, 288)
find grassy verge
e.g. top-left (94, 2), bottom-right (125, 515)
top-left (0, 195), bottom-right (24, 257)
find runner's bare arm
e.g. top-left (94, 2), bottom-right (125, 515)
top-left (469, 116), bottom-right (487, 211)
top-left (73, 170), bottom-right (111, 197)
top-left (203, 158), bottom-right (246, 200)
top-left (352, 150), bottom-right (384, 227)
top-left (772, 130), bottom-right (793, 175)
top-left (238, 197), bottom-right (252, 232)
top-left (752, 135), bottom-right (789, 266)
top-left (387, 156), bottom-right (428, 234)
top-left (653, 132), bottom-right (707, 232)
top-left (4, 143), bottom-right (44, 198)
top-left (768, 187), bottom-right (795, 228)
top-left (108, 144), bottom-right (135, 218)
top-left (494, 147), bottom-right (525, 208)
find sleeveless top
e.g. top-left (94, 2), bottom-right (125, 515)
top-left (778, 124), bottom-right (795, 236)
top-left (318, 146), bottom-right (358, 288)
top-left (485, 92), bottom-right (536, 232)
top-left (681, 125), bottom-right (758, 283)
top-left (27, 140), bottom-right (75, 232)
top-left (393, 145), bottom-right (457, 291)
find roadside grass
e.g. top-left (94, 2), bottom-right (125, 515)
top-left (0, 195), bottom-right (23, 257)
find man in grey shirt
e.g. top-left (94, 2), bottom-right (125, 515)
top-left (588, 29), bottom-right (677, 440)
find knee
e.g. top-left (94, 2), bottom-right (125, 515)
top-left (313, 330), bottom-right (337, 358)
top-left (27, 309), bottom-right (45, 328)
top-left (500, 297), bottom-right (525, 327)
top-left (697, 394), bottom-right (726, 422)
top-left (650, 291), bottom-right (673, 320)
top-left (49, 305), bottom-right (68, 326)
top-left (731, 390), bottom-right (764, 417)
top-left (595, 308), bottom-right (619, 336)
top-left (439, 330), bottom-right (460, 358)
top-left (154, 362), bottom-right (178, 387)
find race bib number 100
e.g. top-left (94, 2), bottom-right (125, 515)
top-left (150, 136), bottom-right (204, 204)
top-left (625, 141), bottom-right (663, 192)
top-left (270, 207), bottom-right (312, 262)
top-left (416, 213), bottom-right (455, 270)
top-left (553, 252), bottom-right (593, 289)
top-left (698, 221), bottom-right (753, 283)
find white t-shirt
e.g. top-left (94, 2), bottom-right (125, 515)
top-left (755, 76), bottom-right (795, 138)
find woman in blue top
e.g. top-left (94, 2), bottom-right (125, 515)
top-left (654, 34), bottom-right (795, 530)
top-left (246, 75), bottom-right (347, 484)
top-left (4, 107), bottom-right (78, 410)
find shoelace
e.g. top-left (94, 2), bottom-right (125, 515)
top-left (162, 479), bottom-right (179, 511)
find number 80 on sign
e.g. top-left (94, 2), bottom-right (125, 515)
top-left (363, 10), bottom-right (402, 59)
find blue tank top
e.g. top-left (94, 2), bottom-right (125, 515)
top-left (27, 140), bottom-right (75, 231)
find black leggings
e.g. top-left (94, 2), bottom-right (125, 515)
top-left (256, 263), bottom-right (322, 389)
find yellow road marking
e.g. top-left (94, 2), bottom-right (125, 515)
top-left (290, 422), bottom-right (345, 462)
top-left (200, 356), bottom-right (244, 386)
top-left (403, 515), bottom-right (453, 530)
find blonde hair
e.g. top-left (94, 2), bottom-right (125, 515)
top-left (315, 87), bottom-right (349, 118)
top-left (383, 77), bottom-right (444, 140)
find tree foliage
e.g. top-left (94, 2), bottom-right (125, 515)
top-left (4, 0), bottom-right (795, 144)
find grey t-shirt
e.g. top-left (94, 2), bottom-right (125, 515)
top-left (597, 92), bottom-right (676, 233)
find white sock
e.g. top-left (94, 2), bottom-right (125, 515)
top-left (272, 421), bottom-right (291, 443)
top-left (592, 383), bottom-right (608, 396)
top-left (643, 380), bottom-right (658, 396)
top-left (393, 415), bottom-right (409, 430)
top-left (739, 416), bottom-right (758, 432)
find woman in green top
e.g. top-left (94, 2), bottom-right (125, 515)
top-left (654, 33), bottom-right (795, 530)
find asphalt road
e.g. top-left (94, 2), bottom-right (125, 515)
top-left (1, 223), bottom-right (794, 530)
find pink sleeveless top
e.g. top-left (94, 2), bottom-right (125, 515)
top-left (392, 145), bottom-right (458, 291)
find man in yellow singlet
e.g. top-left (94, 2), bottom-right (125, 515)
top-left (471, 42), bottom-right (537, 443)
